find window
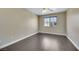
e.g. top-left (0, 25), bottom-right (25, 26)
top-left (44, 16), bottom-right (57, 27)
top-left (44, 17), bottom-right (50, 27)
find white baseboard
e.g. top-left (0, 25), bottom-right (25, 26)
top-left (39, 32), bottom-right (66, 36)
top-left (39, 32), bottom-right (79, 50)
top-left (66, 36), bottom-right (79, 50)
top-left (1, 32), bottom-right (78, 50)
top-left (0, 32), bottom-right (38, 49)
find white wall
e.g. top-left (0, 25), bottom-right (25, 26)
top-left (38, 12), bottom-right (66, 35)
top-left (67, 8), bottom-right (79, 49)
top-left (0, 8), bottom-right (38, 48)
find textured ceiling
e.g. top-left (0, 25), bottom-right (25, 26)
top-left (26, 8), bottom-right (68, 15)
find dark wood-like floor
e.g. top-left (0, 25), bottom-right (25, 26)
top-left (0, 33), bottom-right (77, 51)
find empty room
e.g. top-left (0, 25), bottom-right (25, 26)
top-left (0, 8), bottom-right (79, 51)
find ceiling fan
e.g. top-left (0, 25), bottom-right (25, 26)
top-left (43, 8), bottom-right (54, 11)
top-left (42, 8), bottom-right (56, 13)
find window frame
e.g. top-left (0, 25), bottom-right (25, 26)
top-left (43, 16), bottom-right (57, 27)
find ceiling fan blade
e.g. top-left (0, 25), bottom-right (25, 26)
top-left (42, 8), bottom-right (54, 11)
top-left (48, 8), bottom-right (54, 11)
